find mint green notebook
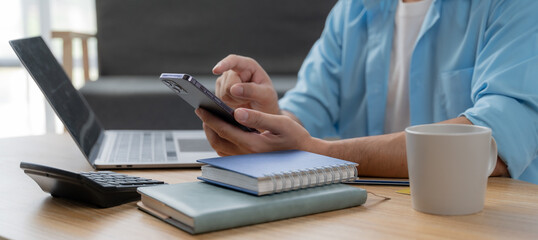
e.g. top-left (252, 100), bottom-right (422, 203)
top-left (137, 182), bottom-right (367, 234)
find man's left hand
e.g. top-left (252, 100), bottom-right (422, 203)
top-left (195, 108), bottom-right (316, 156)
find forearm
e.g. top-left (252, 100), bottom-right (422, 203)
top-left (304, 132), bottom-right (408, 178)
top-left (286, 109), bottom-right (407, 177)
top-left (301, 116), bottom-right (509, 178)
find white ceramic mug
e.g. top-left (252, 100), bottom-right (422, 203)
top-left (405, 124), bottom-right (497, 215)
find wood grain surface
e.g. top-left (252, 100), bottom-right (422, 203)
top-left (1, 134), bottom-right (537, 239)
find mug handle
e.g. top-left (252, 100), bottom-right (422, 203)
top-left (487, 137), bottom-right (498, 176)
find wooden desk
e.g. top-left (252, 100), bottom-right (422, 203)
top-left (1, 134), bottom-right (537, 239)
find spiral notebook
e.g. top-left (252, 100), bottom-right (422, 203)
top-left (197, 150), bottom-right (358, 196)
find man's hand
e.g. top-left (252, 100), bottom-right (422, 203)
top-left (195, 108), bottom-right (319, 156)
top-left (213, 54), bottom-right (280, 115)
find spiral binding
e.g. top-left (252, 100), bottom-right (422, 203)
top-left (264, 163), bottom-right (357, 194)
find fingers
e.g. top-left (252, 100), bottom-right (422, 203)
top-left (215, 68), bottom-right (279, 114)
top-left (212, 54), bottom-right (269, 84)
top-left (216, 70), bottom-right (276, 107)
top-left (196, 108), bottom-right (273, 153)
top-left (230, 82), bottom-right (277, 102)
top-left (212, 54), bottom-right (256, 76)
top-left (234, 108), bottom-right (287, 134)
top-left (212, 55), bottom-right (279, 114)
top-left (232, 109), bottom-right (313, 153)
top-left (202, 123), bottom-right (242, 156)
top-left (215, 71), bottom-right (232, 100)
top-left (196, 108), bottom-right (308, 154)
top-left (195, 108), bottom-right (252, 148)
top-left (215, 71), bottom-right (249, 108)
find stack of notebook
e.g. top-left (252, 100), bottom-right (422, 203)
top-left (137, 150), bottom-right (367, 234)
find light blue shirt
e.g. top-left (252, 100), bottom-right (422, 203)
top-left (279, 0), bottom-right (538, 184)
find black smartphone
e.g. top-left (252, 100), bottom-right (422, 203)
top-left (160, 73), bottom-right (257, 132)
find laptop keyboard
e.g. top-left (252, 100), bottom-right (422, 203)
top-left (108, 132), bottom-right (177, 163)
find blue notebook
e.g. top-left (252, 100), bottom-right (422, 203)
top-left (197, 150), bottom-right (358, 195)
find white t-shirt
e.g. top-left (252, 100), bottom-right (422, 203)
top-left (384, 0), bottom-right (432, 134)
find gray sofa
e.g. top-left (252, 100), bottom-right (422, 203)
top-left (80, 0), bottom-right (337, 130)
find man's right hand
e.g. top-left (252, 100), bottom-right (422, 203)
top-left (212, 54), bottom-right (280, 115)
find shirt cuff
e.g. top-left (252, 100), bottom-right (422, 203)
top-left (462, 94), bottom-right (538, 179)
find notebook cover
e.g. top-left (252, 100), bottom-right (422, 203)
top-left (137, 201), bottom-right (196, 234)
top-left (137, 182), bottom-right (367, 234)
top-left (197, 150), bottom-right (357, 178)
top-left (197, 176), bottom-right (260, 195)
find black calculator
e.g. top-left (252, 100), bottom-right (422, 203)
top-left (20, 162), bottom-right (166, 208)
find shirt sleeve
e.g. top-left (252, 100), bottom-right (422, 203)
top-left (462, 1), bottom-right (538, 179)
top-left (278, 0), bottom-right (348, 138)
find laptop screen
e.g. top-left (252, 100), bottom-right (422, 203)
top-left (10, 37), bottom-right (104, 160)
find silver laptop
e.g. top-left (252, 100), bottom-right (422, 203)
top-left (10, 36), bottom-right (217, 169)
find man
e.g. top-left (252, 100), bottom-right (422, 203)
top-left (195, 0), bottom-right (538, 184)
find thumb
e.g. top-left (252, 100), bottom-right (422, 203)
top-left (234, 108), bottom-right (284, 134)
